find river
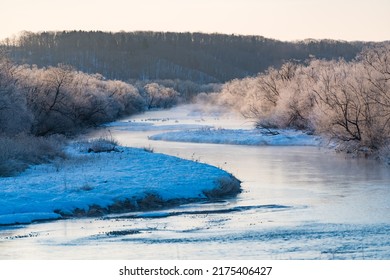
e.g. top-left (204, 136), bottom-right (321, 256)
top-left (1, 105), bottom-right (390, 259)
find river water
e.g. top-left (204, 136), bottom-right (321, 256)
top-left (1, 105), bottom-right (390, 259)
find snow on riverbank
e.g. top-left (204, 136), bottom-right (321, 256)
top-left (150, 128), bottom-right (322, 146)
top-left (103, 121), bottom-right (210, 132)
top-left (101, 106), bottom-right (320, 147)
top-left (0, 146), bottom-right (240, 226)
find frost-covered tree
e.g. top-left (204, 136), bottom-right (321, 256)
top-left (0, 52), bottom-right (32, 134)
top-left (311, 60), bottom-right (367, 142)
top-left (213, 45), bottom-right (390, 158)
top-left (143, 82), bottom-right (180, 109)
top-left (216, 61), bottom-right (300, 123)
top-left (12, 63), bottom-right (145, 135)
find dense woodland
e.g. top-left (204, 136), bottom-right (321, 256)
top-left (3, 31), bottom-right (370, 83)
top-left (1, 31), bottom-right (389, 176)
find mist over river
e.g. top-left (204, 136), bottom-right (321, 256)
top-left (1, 105), bottom-right (389, 259)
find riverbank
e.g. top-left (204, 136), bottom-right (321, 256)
top-left (2, 106), bottom-right (390, 260)
top-left (150, 127), bottom-right (322, 146)
top-left (0, 142), bottom-right (241, 226)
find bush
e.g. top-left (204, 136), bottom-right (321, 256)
top-left (143, 145), bottom-right (154, 153)
top-left (77, 136), bottom-right (119, 153)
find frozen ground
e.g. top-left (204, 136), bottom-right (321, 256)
top-left (150, 128), bottom-right (321, 146)
top-left (0, 145), bottom-right (239, 226)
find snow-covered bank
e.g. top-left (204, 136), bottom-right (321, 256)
top-left (150, 128), bottom-right (322, 146)
top-left (0, 146), bottom-right (241, 226)
top-left (103, 121), bottom-right (210, 132)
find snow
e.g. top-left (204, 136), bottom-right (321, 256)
top-left (0, 146), bottom-right (235, 226)
top-left (149, 128), bottom-right (322, 146)
top-left (105, 105), bottom-right (321, 147)
top-left (103, 121), bottom-right (210, 132)
top-left (104, 104), bottom-right (255, 132)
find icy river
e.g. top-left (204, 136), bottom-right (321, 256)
top-left (1, 105), bottom-right (390, 259)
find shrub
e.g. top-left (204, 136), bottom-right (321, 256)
top-left (78, 136), bottom-right (119, 153)
top-left (143, 145), bottom-right (154, 153)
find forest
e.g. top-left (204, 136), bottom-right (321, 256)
top-left (1, 31), bottom-right (389, 176)
top-left (3, 31), bottom-right (370, 83)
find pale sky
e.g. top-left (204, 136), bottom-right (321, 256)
top-left (1, 0), bottom-right (389, 42)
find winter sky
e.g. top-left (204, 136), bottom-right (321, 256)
top-left (1, 0), bottom-right (389, 42)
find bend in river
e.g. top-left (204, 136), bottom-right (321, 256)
top-left (1, 105), bottom-right (389, 259)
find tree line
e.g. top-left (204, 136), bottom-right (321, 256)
top-left (0, 51), bottom-right (218, 137)
top-left (210, 44), bottom-right (390, 162)
top-left (1, 54), bottom-right (140, 136)
top-left (0, 51), bottom-right (207, 175)
top-left (1, 31), bottom-right (389, 175)
top-left (2, 31), bottom-right (370, 83)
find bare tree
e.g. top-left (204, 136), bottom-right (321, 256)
top-left (23, 64), bottom-right (75, 135)
top-left (0, 52), bottom-right (32, 134)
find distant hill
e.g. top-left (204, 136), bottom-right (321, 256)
top-left (2, 31), bottom-right (375, 83)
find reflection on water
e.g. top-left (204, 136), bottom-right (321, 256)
top-left (1, 105), bottom-right (390, 259)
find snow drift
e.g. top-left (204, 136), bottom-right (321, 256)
top-left (0, 145), bottom-right (241, 226)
